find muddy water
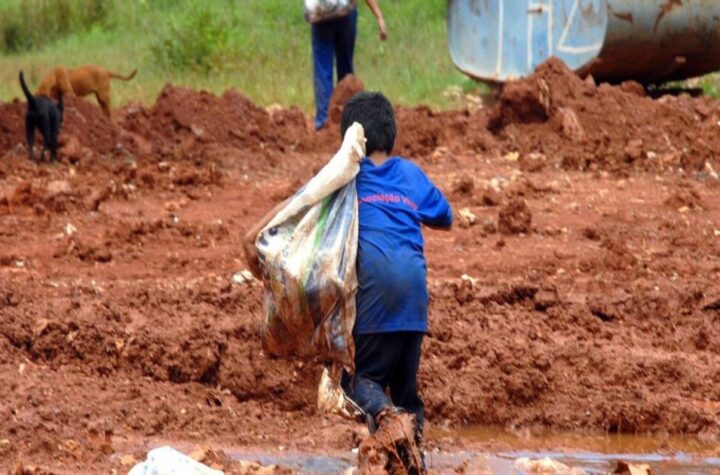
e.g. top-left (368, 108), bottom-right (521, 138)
top-left (230, 427), bottom-right (720, 474)
top-left (441, 426), bottom-right (720, 474)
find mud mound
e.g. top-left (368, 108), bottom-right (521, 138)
top-left (328, 74), bottom-right (365, 123)
top-left (394, 107), bottom-right (496, 158)
top-left (62, 96), bottom-right (135, 155)
top-left (0, 96), bottom-right (135, 159)
top-left (0, 100), bottom-right (26, 154)
top-left (121, 85), bottom-right (310, 155)
top-left (489, 57), bottom-right (583, 130)
top-left (487, 58), bottom-right (720, 172)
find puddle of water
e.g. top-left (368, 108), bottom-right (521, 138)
top-left (439, 426), bottom-right (720, 474)
top-left (228, 427), bottom-right (720, 474)
top-left (443, 425), bottom-right (719, 455)
top-left (230, 450), bottom-right (354, 473)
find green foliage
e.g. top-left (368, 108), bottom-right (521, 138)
top-left (150, 0), bottom-right (234, 73)
top-left (0, 0), bottom-right (482, 110)
top-left (700, 74), bottom-right (720, 98)
top-left (0, 0), bottom-right (116, 53)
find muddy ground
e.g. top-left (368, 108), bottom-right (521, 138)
top-left (1, 59), bottom-right (719, 473)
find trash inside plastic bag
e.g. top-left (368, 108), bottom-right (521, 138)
top-left (128, 446), bottom-right (223, 475)
top-left (255, 122), bottom-right (365, 369)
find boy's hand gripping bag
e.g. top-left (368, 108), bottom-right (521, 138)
top-left (255, 123), bottom-right (365, 370)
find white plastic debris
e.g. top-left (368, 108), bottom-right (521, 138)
top-left (232, 270), bottom-right (255, 285)
top-left (457, 208), bottom-right (477, 228)
top-left (503, 151), bottom-right (520, 162)
top-left (128, 446), bottom-right (224, 475)
top-left (513, 456), bottom-right (584, 474)
top-left (64, 223), bottom-right (77, 236)
top-left (705, 161), bottom-right (719, 180)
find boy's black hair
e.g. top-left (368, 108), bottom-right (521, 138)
top-left (340, 91), bottom-right (396, 156)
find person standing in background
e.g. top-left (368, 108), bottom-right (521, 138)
top-left (306, 0), bottom-right (387, 130)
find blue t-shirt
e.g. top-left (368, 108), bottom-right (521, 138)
top-left (354, 156), bottom-right (452, 334)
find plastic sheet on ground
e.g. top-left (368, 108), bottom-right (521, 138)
top-left (128, 446), bottom-right (223, 475)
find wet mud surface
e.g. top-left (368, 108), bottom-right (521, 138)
top-left (1, 59), bottom-right (720, 472)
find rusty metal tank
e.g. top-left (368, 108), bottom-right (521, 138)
top-left (447, 0), bottom-right (720, 83)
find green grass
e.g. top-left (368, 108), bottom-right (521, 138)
top-left (0, 0), bottom-right (479, 111)
top-left (3, 0), bottom-right (719, 112)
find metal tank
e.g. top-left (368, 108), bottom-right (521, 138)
top-left (447, 0), bottom-right (720, 83)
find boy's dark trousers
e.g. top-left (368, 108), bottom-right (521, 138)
top-left (343, 331), bottom-right (425, 434)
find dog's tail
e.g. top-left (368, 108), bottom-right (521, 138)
top-left (18, 70), bottom-right (36, 108)
top-left (108, 68), bottom-right (137, 81)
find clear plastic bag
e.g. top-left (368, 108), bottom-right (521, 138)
top-left (256, 123), bottom-right (365, 368)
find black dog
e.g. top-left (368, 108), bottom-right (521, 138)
top-left (19, 70), bottom-right (63, 161)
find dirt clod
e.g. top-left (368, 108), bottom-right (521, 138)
top-left (329, 74), bottom-right (365, 124)
top-left (498, 198), bottom-right (532, 235)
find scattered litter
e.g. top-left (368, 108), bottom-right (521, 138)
top-left (457, 208), bottom-right (477, 228)
top-left (442, 85), bottom-right (463, 100)
top-left (460, 274), bottom-right (477, 286)
top-left (232, 270), bottom-right (255, 285)
top-left (15, 260), bottom-right (24, 268)
top-left (503, 151), bottom-right (520, 162)
top-left (128, 446), bottom-right (224, 475)
top-left (64, 223), bottom-right (77, 236)
top-left (513, 456), bottom-right (584, 474)
top-left (705, 161), bottom-right (719, 180)
top-left (265, 103), bottom-right (284, 117)
top-left (489, 176), bottom-right (509, 192)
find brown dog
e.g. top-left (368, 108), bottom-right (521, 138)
top-left (35, 65), bottom-right (137, 118)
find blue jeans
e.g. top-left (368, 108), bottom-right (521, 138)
top-left (311, 8), bottom-right (358, 129)
top-left (343, 332), bottom-right (425, 434)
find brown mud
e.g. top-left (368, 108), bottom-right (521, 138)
top-left (1, 59), bottom-right (720, 472)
